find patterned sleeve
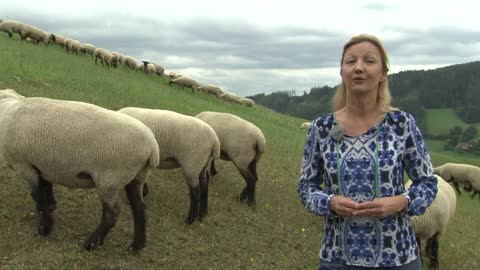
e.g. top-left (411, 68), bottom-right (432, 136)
top-left (402, 113), bottom-right (438, 216)
top-left (297, 119), bottom-right (334, 216)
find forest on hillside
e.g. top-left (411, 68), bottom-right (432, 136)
top-left (249, 61), bottom-right (480, 131)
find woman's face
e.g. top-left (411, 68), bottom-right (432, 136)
top-left (340, 41), bottom-right (386, 95)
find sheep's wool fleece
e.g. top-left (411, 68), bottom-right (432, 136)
top-left (0, 97), bottom-right (159, 188)
top-left (407, 175), bottom-right (456, 239)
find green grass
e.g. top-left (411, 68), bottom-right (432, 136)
top-left (0, 34), bottom-right (479, 269)
top-left (425, 108), bottom-right (480, 136)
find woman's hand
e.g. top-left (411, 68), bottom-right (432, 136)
top-left (329, 196), bottom-right (359, 217)
top-left (352, 195), bottom-right (408, 218)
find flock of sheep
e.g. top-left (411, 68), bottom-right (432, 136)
top-left (0, 19), bottom-right (256, 107)
top-left (300, 120), bottom-right (479, 269)
top-left (0, 88), bottom-right (266, 252)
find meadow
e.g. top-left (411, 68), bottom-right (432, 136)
top-left (0, 34), bottom-right (479, 269)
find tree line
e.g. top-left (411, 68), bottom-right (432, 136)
top-left (249, 61), bottom-right (480, 133)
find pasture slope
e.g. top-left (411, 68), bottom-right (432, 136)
top-left (0, 35), bottom-right (478, 269)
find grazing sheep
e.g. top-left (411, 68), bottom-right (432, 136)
top-left (300, 122), bottom-right (312, 131)
top-left (0, 89), bottom-right (160, 252)
top-left (20, 25), bottom-right (55, 46)
top-left (53, 34), bottom-right (66, 47)
top-left (111, 52), bottom-right (126, 65)
top-left (83, 43), bottom-right (96, 56)
top-left (94, 48), bottom-right (119, 68)
top-left (406, 175), bottom-right (456, 269)
top-left (237, 97), bottom-right (255, 107)
top-left (198, 84), bottom-right (224, 97)
top-left (168, 72), bottom-right (182, 79)
top-left (0, 20), bottom-right (26, 38)
top-left (219, 92), bottom-right (241, 103)
top-left (152, 63), bottom-right (165, 76)
top-left (118, 107), bottom-right (220, 224)
top-left (142, 61), bottom-right (156, 75)
top-left (124, 56), bottom-right (138, 69)
top-left (434, 163), bottom-right (480, 198)
top-left (195, 111), bottom-right (266, 206)
top-left (169, 76), bottom-right (199, 92)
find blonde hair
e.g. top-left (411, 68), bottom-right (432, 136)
top-left (332, 34), bottom-right (396, 112)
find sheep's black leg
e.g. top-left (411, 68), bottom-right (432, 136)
top-left (210, 160), bottom-right (218, 177)
top-left (426, 234), bottom-right (439, 270)
top-left (238, 159), bottom-right (258, 207)
top-left (84, 201), bottom-right (120, 251)
top-left (125, 180), bottom-right (147, 253)
top-left (186, 183), bottom-right (200, 224)
top-left (142, 182), bottom-right (149, 198)
top-left (199, 170), bottom-right (209, 220)
top-left (238, 165), bottom-right (257, 207)
top-left (453, 182), bottom-right (462, 195)
top-left (415, 236), bottom-right (425, 267)
top-left (31, 177), bottom-right (55, 236)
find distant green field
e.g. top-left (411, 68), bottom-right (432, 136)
top-left (0, 34), bottom-right (479, 269)
top-left (425, 108), bottom-right (480, 136)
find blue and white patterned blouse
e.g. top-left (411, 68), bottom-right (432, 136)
top-left (297, 110), bottom-right (438, 268)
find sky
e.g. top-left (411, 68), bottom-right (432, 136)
top-left (1, 0), bottom-right (480, 96)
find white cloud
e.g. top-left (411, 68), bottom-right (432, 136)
top-left (1, 0), bottom-right (480, 96)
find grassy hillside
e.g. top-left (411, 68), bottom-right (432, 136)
top-left (0, 34), bottom-right (479, 269)
top-left (425, 108), bottom-right (480, 136)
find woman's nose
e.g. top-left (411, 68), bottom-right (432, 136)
top-left (354, 60), bottom-right (365, 72)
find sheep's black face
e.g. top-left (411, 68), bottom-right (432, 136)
top-left (49, 34), bottom-right (56, 43)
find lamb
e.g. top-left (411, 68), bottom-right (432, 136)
top-left (169, 76), bottom-right (199, 92)
top-left (237, 97), bottom-right (255, 107)
top-left (434, 162), bottom-right (480, 198)
top-left (20, 25), bottom-right (55, 46)
top-left (195, 111), bottom-right (266, 206)
top-left (0, 20), bottom-right (26, 38)
top-left (118, 107), bottom-right (220, 224)
top-left (300, 122), bottom-right (312, 131)
top-left (168, 72), bottom-right (182, 79)
top-left (0, 89), bottom-right (160, 252)
top-left (198, 84), bottom-right (224, 97)
top-left (406, 175), bottom-right (456, 269)
top-left (94, 48), bottom-right (119, 68)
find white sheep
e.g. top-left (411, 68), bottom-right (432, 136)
top-left (219, 92), bottom-right (241, 103)
top-left (237, 97), bottom-right (255, 107)
top-left (124, 56), bottom-right (138, 69)
top-left (20, 25), bottom-right (55, 46)
top-left (94, 48), bottom-right (119, 68)
top-left (141, 61), bottom-right (156, 75)
top-left (152, 63), bottom-right (165, 76)
top-left (118, 107), bottom-right (220, 224)
top-left (83, 44), bottom-right (97, 57)
top-left (195, 111), bottom-right (266, 206)
top-left (300, 122), bottom-right (312, 131)
top-left (197, 84), bottom-right (224, 97)
top-left (0, 20), bottom-right (26, 38)
top-left (168, 72), bottom-right (182, 79)
top-left (406, 175), bottom-right (456, 269)
top-left (53, 34), bottom-right (66, 47)
top-left (169, 76), bottom-right (199, 92)
top-left (434, 162), bottom-right (480, 198)
top-left (0, 89), bottom-right (160, 252)
top-left (111, 51), bottom-right (126, 65)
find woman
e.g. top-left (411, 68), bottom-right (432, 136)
top-left (297, 34), bottom-right (438, 269)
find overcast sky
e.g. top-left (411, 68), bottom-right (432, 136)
top-left (2, 0), bottom-right (480, 96)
